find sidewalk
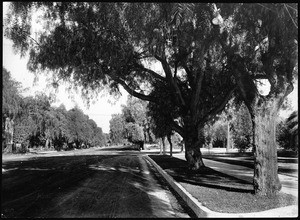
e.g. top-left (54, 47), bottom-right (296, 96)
top-left (145, 152), bottom-right (298, 217)
top-left (172, 152), bottom-right (298, 197)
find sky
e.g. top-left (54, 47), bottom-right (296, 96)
top-left (2, 2), bottom-right (298, 133)
top-left (3, 36), bottom-right (128, 133)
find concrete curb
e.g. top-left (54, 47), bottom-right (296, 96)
top-left (144, 155), bottom-right (298, 218)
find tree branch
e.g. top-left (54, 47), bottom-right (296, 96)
top-left (182, 64), bottom-right (194, 88)
top-left (198, 86), bottom-right (237, 126)
top-left (191, 70), bottom-right (205, 118)
top-left (111, 76), bottom-right (156, 103)
top-left (284, 3), bottom-right (298, 29)
top-left (170, 120), bottom-right (184, 137)
top-left (134, 64), bottom-right (166, 82)
top-left (155, 55), bottom-right (186, 107)
top-left (251, 74), bottom-right (269, 80)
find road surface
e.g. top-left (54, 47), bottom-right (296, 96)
top-left (2, 148), bottom-right (193, 218)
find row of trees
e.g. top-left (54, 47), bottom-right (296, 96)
top-left (109, 96), bottom-right (153, 146)
top-left (109, 95), bottom-right (183, 153)
top-left (2, 67), bottom-right (107, 152)
top-left (204, 100), bottom-right (298, 153)
top-left (4, 2), bottom-right (297, 195)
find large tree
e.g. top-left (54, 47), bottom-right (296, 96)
top-left (213, 3), bottom-right (298, 195)
top-left (4, 2), bottom-right (237, 169)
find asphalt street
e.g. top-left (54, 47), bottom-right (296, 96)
top-left (2, 148), bottom-right (192, 218)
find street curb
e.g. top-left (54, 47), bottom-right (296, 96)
top-left (144, 155), bottom-right (298, 218)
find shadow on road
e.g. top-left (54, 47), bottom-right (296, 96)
top-left (97, 145), bottom-right (140, 151)
top-left (1, 153), bottom-right (174, 218)
top-left (149, 155), bottom-right (254, 194)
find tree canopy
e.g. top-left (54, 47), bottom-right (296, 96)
top-left (2, 69), bottom-right (107, 152)
top-left (4, 3), bottom-right (298, 194)
top-left (4, 2), bottom-right (237, 137)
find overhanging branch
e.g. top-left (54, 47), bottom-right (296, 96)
top-left (155, 55), bottom-right (186, 108)
top-left (111, 76), bottom-right (156, 103)
top-left (170, 120), bottom-right (184, 137)
top-left (134, 64), bottom-right (166, 82)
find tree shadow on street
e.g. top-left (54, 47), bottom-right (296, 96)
top-left (2, 154), bottom-right (192, 218)
top-left (149, 155), bottom-right (254, 194)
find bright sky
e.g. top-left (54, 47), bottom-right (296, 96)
top-left (2, 2), bottom-right (298, 133)
top-left (3, 36), bottom-right (128, 133)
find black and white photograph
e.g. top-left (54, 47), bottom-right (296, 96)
top-left (2, 2), bottom-right (298, 218)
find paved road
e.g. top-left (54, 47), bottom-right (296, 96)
top-left (2, 148), bottom-right (192, 218)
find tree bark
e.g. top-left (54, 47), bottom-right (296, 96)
top-left (184, 122), bottom-right (205, 170)
top-left (252, 99), bottom-right (282, 196)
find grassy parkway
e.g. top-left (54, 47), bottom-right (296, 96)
top-left (1, 146), bottom-right (194, 218)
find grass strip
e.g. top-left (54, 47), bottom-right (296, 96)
top-left (149, 154), bottom-right (297, 214)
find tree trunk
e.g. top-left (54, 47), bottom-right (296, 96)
top-left (161, 137), bottom-right (166, 155)
top-left (184, 123), bottom-right (205, 170)
top-left (146, 126), bottom-right (153, 143)
top-left (159, 141), bottom-right (162, 154)
top-left (252, 100), bottom-right (282, 196)
top-left (226, 121), bottom-right (231, 153)
top-left (45, 139), bottom-right (49, 149)
top-left (167, 134), bottom-right (172, 157)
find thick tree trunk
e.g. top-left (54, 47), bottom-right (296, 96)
top-left (167, 134), bottom-right (172, 157)
top-left (184, 123), bottom-right (205, 170)
top-left (252, 100), bottom-right (282, 196)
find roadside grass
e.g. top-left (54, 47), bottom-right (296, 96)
top-left (149, 155), bottom-right (297, 214)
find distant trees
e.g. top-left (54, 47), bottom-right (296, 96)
top-left (122, 96), bottom-right (154, 143)
top-left (231, 103), bottom-right (253, 153)
top-left (109, 96), bottom-right (149, 148)
top-left (2, 67), bottom-right (23, 152)
top-left (109, 114), bottom-right (126, 145)
top-left (277, 110), bottom-right (298, 152)
top-left (2, 67), bottom-right (106, 153)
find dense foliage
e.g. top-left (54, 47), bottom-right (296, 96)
top-left (2, 67), bottom-right (106, 153)
top-left (277, 110), bottom-right (298, 152)
top-left (109, 113), bottom-right (126, 145)
top-left (231, 104), bottom-right (253, 153)
top-left (109, 96), bottom-right (151, 145)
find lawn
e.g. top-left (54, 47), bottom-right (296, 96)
top-left (149, 155), bottom-right (297, 214)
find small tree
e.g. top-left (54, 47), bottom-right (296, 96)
top-left (125, 122), bottom-right (144, 149)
